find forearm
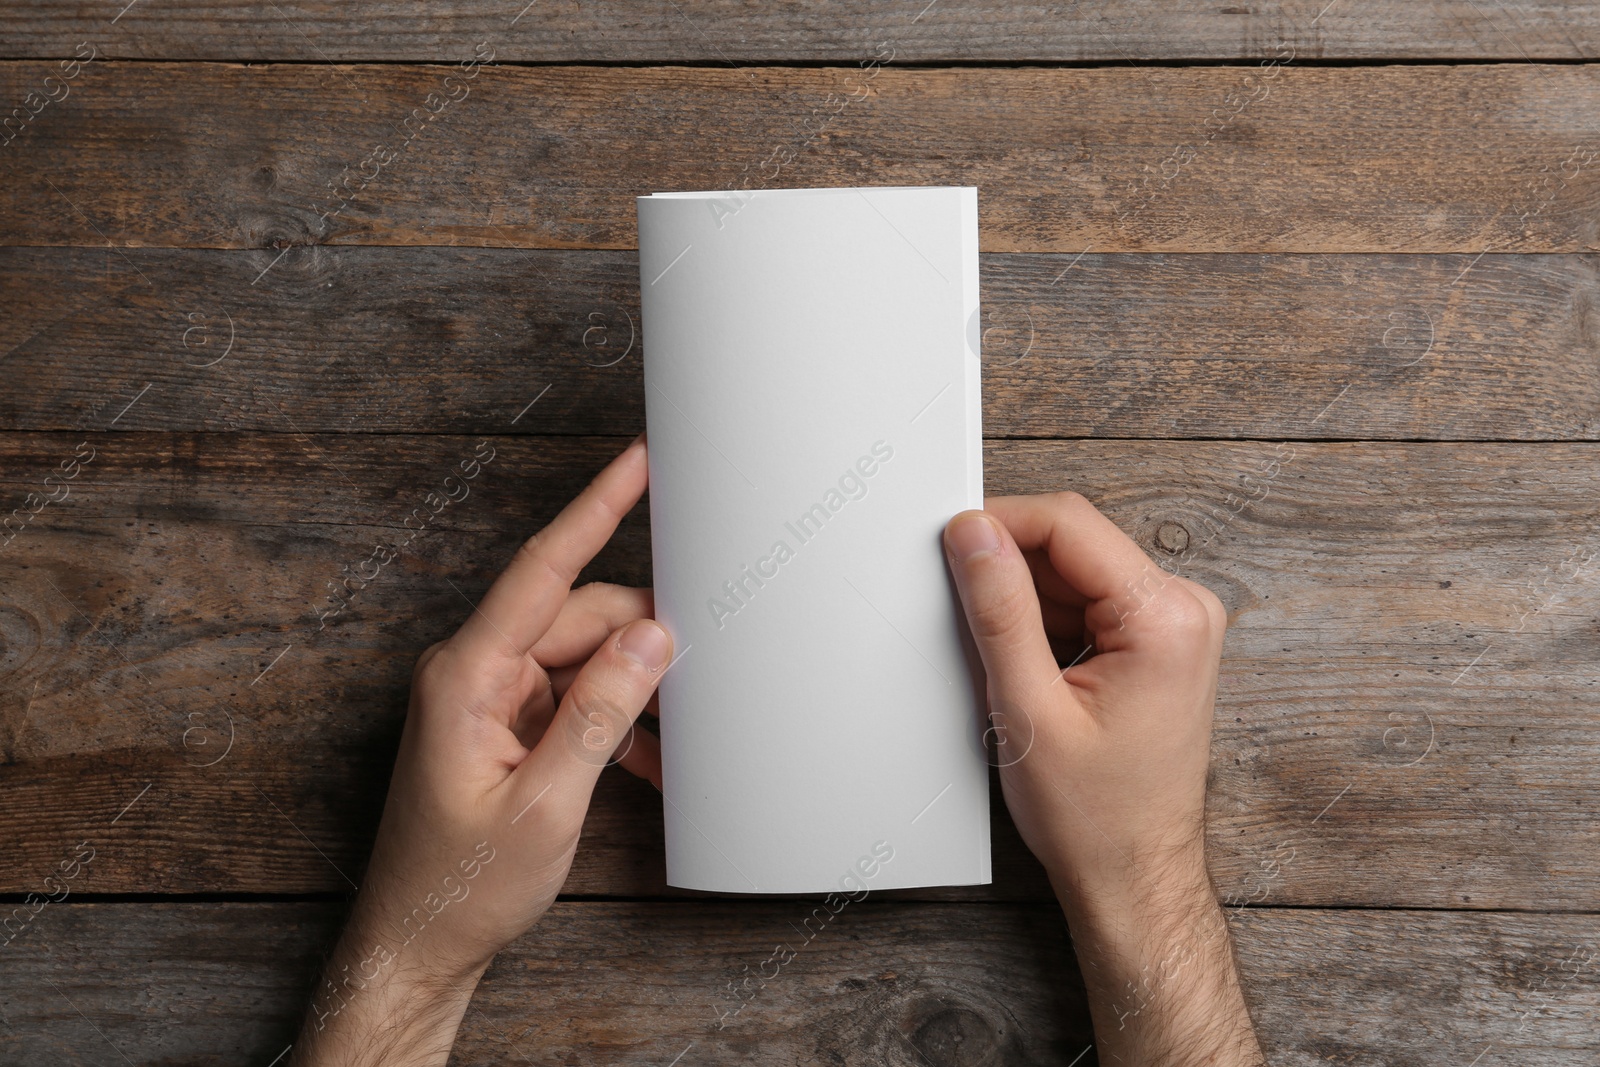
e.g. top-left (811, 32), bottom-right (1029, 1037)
top-left (289, 903), bottom-right (486, 1067)
top-left (1056, 861), bottom-right (1266, 1067)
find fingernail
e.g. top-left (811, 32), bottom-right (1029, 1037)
top-left (619, 620), bottom-right (671, 670)
top-left (948, 512), bottom-right (1000, 562)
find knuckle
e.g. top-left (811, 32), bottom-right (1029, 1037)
top-left (1188, 582), bottom-right (1228, 632)
top-left (1160, 587), bottom-right (1217, 645)
top-left (514, 530), bottom-right (577, 585)
top-left (582, 579), bottom-right (623, 597)
top-left (1050, 489), bottom-right (1089, 511)
top-left (413, 640), bottom-right (450, 683)
top-left (586, 580), bottom-right (647, 617)
top-left (1171, 576), bottom-right (1226, 629)
top-left (562, 685), bottom-right (631, 764)
top-left (965, 576), bottom-right (1034, 643)
top-left (514, 529), bottom-right (545, 565)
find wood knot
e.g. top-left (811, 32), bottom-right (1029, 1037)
top-left (908, 1004), bottom-right (1003, 1065)
top-left (0, 601), bottom-right (44, 674)
top-left (1155, 522), bottom-right (1190, 553)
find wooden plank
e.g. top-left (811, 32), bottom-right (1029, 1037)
top-left (2, 435), bottom-right (1598, 907)
top-left (1238, 908), bottom-right (1600, 1065)
top-left (4, 63), bottom-right (1600, 252)
top-left (1, 902), bottom-right (1596, 1064)
top-left (4, 247), bottom-right (1598, 440)
top-left (3, 2), bottom-right (1599, 62)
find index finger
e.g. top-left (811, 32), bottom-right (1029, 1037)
top-left (984, 491), bottom-right (1160, 604)
top-left (455, 436), bottom-right (648, 658)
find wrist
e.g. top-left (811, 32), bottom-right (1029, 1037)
top-left (292, 898), bottom-right (489, 1067)
top-left (1050, 847), bottom-right (1216, 950)
top-left (1053, 856), bottom-right (1265, 1067)
top-left (342, 885), bottom-right (498, 989)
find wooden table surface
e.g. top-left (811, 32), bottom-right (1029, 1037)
top-left (3, 4), bottom-right (1599, 1064)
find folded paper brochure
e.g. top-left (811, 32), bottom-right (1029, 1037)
top-left (637, 186), bottom-right (990, 894)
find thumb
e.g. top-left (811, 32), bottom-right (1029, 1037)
top-left (943, 510), bottom-right (1062, 709)
top-left (507, 618), bottom-right (671, 821)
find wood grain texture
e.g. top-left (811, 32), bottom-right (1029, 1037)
top-left (3, 2), bottom-right (1599, 62)
top-left (2, 435), bottom-right (1597, 907)
top-left (4, 63), bottom-right (1600, 253)
top-left (1, 5), bottom-right (1591, 1060)
top-left (4, 247), bottom-right (1598, 440)
top-left (1, 902), bottom-right (1596, 1065)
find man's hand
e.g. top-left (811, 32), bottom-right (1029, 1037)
top-left (943, 493), bottom-right (1265, 1066)
top-left (291, 436), bottom-right (669, 1067)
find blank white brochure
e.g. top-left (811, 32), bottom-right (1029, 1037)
top-left (636, 185), bottom-right (990, 894)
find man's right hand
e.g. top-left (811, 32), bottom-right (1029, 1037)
top-left (943, 492), bottom-right (1265, 1066)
